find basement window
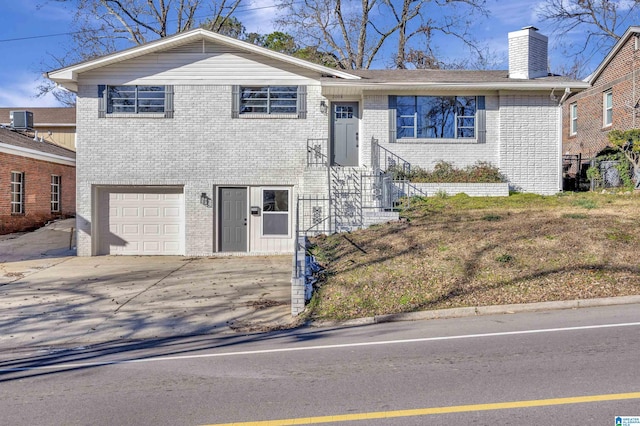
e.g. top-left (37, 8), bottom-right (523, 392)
top-left (262, 189), bottom-right (289, 236)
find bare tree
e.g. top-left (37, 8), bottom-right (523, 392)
top-left (40, 0), bottom-right (243, 105)
top-left (538, 0), bottom-right (640, 76)
top-left (275, 0), bottom-right (488, 70)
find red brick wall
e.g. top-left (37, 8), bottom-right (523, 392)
top-left (563, 34), bottom-right (640, 160)
top-left (0, 152), bottom-right (75, 234)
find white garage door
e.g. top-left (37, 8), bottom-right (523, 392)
top-left (98, 187), bottom-right (184, 255)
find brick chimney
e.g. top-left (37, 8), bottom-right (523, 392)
top-left (508, 26), bottom-right (548, 79)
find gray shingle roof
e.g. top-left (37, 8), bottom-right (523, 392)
top-left (0, 126), bottom-right (75, 160)
top-left (340, 69), bottom-right (582, 84)
top-left (0, 107), bottom-right (76, 126)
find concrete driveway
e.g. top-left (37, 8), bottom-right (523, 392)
top-left (0, 219), bottom-right (296, 349)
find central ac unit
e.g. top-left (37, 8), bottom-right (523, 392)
top-left (10, 111), bottom-right (34, 130)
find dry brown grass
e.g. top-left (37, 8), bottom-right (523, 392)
top-left (306, 192), bottom-right (640, 320)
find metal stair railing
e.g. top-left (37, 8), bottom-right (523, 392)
top-left (371, 137), bottom-right (411, 178)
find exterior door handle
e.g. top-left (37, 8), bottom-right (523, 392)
top-left (243, 218), bottom-right (247, 226)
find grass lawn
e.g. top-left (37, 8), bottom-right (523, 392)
top-left (305, 191), bottom-right (640, 321)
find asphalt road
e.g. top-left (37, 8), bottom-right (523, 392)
top-left (1, 304), bottom-right (639, 425)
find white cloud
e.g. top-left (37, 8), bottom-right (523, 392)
top-left (0, 72), bottom-right (62, 107)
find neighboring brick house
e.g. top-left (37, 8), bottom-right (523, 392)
top-left (0, 126), bottom-right (75, 234)
top-left (0, 107), bottom-right (76, 151)
top-left (562, 26), bottom-right (640, 179)
top-left (45, 26), bottom-right (588, 260)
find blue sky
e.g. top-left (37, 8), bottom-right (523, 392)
top-left (0, 0), bottom-right (621, 107)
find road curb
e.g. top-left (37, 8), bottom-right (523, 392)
top-left (311, 295), bottom-right (640, 328)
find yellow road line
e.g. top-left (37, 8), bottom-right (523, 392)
top-left (203, 392), bottom-right (640, 425)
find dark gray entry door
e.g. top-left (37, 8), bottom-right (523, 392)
top-left (219, 187), bottom-right (247, 252)
top-left (331, 102), bottom-right (359, 166)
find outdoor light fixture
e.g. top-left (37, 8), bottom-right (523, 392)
top-left (320, 100), bottom-right (328, 114)
top-left (200, 192), bottom-right (210, 207)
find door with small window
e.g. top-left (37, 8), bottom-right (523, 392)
top-left (331, 102), bottom-right (359, 166)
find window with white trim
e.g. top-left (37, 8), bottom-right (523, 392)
top-left (51, 175), bottom-right (61, 213)
top-left (603, 90), bottom-right (613, 127)
top-left (262, 189), bottom-right (289, 236)
top-left (395, 96), bottom-right (477, 139)
top-left (11, 171), bottom-right (24, 215)
top-left (107, 85), bottom-right (166, 113)
top-left (241, 86), bottom-right (298, 114)
top-left (570, 102), bottom-right (578, 135)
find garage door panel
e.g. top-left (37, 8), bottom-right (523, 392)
top-left (163, 241), bottom-right (181, 251)
top-left (99, 187), bottom-right (184, 255)
top-left (164, 224), bottom-right (180, 235)
top-left (164, 207), bottom-right (180, 217)
top-left (143, 207), bottom-right (159, 217)
top-left (122, 207), bottom-right (140, 217)
top-left (121, 224), bottom-right (140, 235)
top-left (143, 241), bottom-right (160, 252)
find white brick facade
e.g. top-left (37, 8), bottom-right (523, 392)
top-left (499, 94), bottom-right (561, 194)
top-left (60, 28), bottom-right (571, 260)
top-left (75, 83), bottom-right (327, 256)
top-left (360, 92), bottom-right (561, 195)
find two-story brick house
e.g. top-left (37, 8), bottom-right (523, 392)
top-left (46, 26), bottom-right (587, 259)
top-left (562, 26), bottom-right (640, 184)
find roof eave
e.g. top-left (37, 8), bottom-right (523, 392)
top-left (321, 81), bottom-right (591, 91)
top-left (588, 26), bottom-right (640, 84)
top-left (0, 142), bottom-right (76, 166)
top-left (46, 29), bottom-right (360, 86)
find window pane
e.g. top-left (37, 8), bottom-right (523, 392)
top-left (241, 87), bottom-right (268, 113)
top-left (263, 190), bottom-right (288, 212)
top-left (396, 96), bottom-right (415, 108)
top-left (456, 96), bottom-right (476, 116)
top-left (458, 117), bottom-right (475, 127)
top-left (457, 128), bottom-right (475, 138)
top-left (240, 86), bottom-right (297, 114)
top-left (137, 86), bottom-right (165, 96)
top-left (108, 85), bottom-right (165, 114)
top-left (417, 96), bottom-right (455, 138)
top-left (263, 189), bottom-right (289, 235)
top-left (605, 92), bottom-right (612, 125)
top-left (263, 214), bottom-right (288, 235)
top-left (396, 95), bottom-right (476, 140)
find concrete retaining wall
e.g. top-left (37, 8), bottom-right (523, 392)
top-left (411, 182), bottom-right (510, 197)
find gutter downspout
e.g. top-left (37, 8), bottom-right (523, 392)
top-left (559, 87), bottom-right (572, 105)
top-left (557, 88), bottom-right (572, 192)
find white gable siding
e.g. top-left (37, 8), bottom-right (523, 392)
top-left (499, 93), bottom-right (560, 194)
top-left (163, 39), bottom-right (236, 54)
top-left (79, 51), bottom-right (321, 86)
